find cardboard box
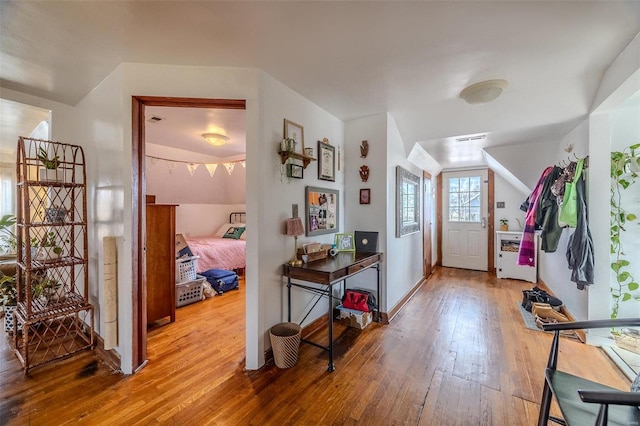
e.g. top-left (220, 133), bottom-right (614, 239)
top-left (336, 304), bottom-right (372, 329)
top-left (175, 234), bottom-right (194, 259)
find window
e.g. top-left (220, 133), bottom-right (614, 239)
top-left (448, 176), bottom-right (481, 222)
top-left (0, 161), bottom-right (15, 217)
top-left (396, 166), bottom-right (421, 237)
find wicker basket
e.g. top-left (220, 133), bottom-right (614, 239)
top-left (269, 322), bottom-right (301, 368)
top-left (176, 256), bottom-right (199, 283)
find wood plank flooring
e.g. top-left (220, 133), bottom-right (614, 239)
top-left (0, 267), bottom-right (631, 425)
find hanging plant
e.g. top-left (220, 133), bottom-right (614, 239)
top-left (610, 143), bottom-right (640, 319)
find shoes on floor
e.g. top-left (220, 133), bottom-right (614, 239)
top-left (533, 305), bottom-right (570, 322)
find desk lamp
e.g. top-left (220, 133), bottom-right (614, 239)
top-left (286, 217), bottom-right (305, 266)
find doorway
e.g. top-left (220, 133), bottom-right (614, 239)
top-left (441, 169), bottom-right (490, 271)
top-left (131, 96), bottom-right (246, 371)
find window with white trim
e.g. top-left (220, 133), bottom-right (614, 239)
top-left (448, 176), bottom-right (481, 222)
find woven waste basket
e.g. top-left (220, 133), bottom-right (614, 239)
top-left (269, 322), bottom-right (302, 368)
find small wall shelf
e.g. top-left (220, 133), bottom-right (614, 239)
top-left (278, 150), bottom-right (316, 169)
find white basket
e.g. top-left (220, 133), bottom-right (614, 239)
top-left (176, 256), bottom-right (199, 283)
top-left (176, 275), bottom-right (205, 307)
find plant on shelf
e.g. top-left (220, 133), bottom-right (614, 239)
top-left (499, 218), bottom-right (509, 231)
top-left (610, 142), bottom-right (640, 319)
top-left (0, 214), bottom-right (17, 257)
top-left (36, 231), bottom-right (67, 263)
top-left (37, 146), bottom-right (60, 170)
top-left (280, 138), bottom-right (297, 153)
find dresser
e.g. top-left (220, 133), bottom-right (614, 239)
top-left (146, 203), bottom-right (178, 325)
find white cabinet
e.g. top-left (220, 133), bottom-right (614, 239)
top-left (496, 231), bottom-right (537, 283)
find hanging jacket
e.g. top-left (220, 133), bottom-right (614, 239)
top-left (566, 171), bottom-right (594, 289)
top-left (519, 167), bottom-right (553, 266)
top-left (535, 166), bottom-right (563, 252)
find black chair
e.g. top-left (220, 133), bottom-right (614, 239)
top-left (538, 318), bottom-right (640, 426)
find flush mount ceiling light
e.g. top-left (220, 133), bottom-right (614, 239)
top-left (460, 79), bottom-right (508, 105)
top-left (202, 133), bottom-right (229, 147)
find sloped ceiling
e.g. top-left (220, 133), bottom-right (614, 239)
top-left (1, 1), bottom-right (640, 168)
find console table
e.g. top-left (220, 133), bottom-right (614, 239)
top-left (283, 251), bottom-right (382, 371)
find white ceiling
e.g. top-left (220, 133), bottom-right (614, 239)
top-left (1, 1), bottom-right (639, 168)
top-left (145, 106), bottom-right (246, 159)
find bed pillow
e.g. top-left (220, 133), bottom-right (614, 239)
top-left (240, 229), bottom-right (246, 240)
top-left (223, 226), bottom-right (245, 239)
top-left (215, 223), bottom-right (234, 237)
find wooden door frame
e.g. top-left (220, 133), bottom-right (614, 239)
top-left (423, 171), bottom-right (433, 278)
top-left (131, 96), bottom-right (246, 372)
top-left (435, 168), bottom-right (495, 273)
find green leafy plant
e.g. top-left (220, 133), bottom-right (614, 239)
top-left (0, 272), bottom-right (17, 307)
top-left (0, 214), bottom-right (17, 255)
top-left (610, 143), bottom-right (640, 319)
top-left (40, 231), bottom-right (67, 255)
top-left (499, 218), bottom-right (509, 225)
top-left (37, 146), bottom-right (60, 169)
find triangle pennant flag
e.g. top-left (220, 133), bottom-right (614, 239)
top-left (186, 163), bottom-right (199, 176)
top-left (205, 164), bottom-right (218, 177)
top-left (224, 163), bottom-right (235, 175)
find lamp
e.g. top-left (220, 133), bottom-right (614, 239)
top-left (286, 217), bottom-right (305, 266)
top-left (460, 79), bottom-right (508, 104)
top-left (202, 133), bottom-right (229, 147)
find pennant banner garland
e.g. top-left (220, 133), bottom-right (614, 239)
top-left (146, 155), bottom-right (245, 178)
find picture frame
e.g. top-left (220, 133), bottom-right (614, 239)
top-left (334, 233), bottom-right (355, 252)
top-left (284, 119), bottom-right (305, 155)
top-left (359, 188), bottom-right (371, 205)
top-left (318, 140), bottom-right (336, 182)
top-left (396, 166), bottom-right (421, 237)
top-left (305, 186), bottom-right (339, 236)
top-left (287, 163), bottom-right (303, 179)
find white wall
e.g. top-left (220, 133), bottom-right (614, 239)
top-left (145, 143), bottom-right (246, 205)
top-left (385, 114), bottom-right (424, 311)
top-left (344, 114), bottom-right (388, 305)
top-left (176, 204), bottom-right (246, 237)
top-left (493, 172), bottom-right (527, 233)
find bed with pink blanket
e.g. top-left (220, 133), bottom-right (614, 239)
top-left (185, 212), bottom-right (246, 273)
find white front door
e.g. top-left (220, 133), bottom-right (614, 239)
top-left (442, 169), bottom-right (489, 271)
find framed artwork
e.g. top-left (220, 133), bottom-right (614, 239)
top-left (305, 186), bottom-right (339, 236)
top-left (396, 166), bottom-right (421, 237)
top-left (359, 188), bottom-right (371, 204)
top-left (287, 163), bottom-right (303, 179)
top-left (284, 119), bottom-right (305, 155)
top-left (318, 140), bottom-right (336, 182)
top-left (334, 233), bottom-right (355, 252)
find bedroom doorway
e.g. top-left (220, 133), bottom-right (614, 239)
top-left (131, 96), bottom-right (247, 372)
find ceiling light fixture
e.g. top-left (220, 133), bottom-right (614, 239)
top-left (460, 79), bottom-right (508, 105)
top-left (202, 133), bottom-right (229, 147)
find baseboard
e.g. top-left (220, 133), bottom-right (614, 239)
top-left (383, 276), bottom-right (427, 324)
top-left (94, 333), bottom-right (123, 373)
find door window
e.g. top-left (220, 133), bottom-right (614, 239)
top-left (448, 176), bottom-right (481, 222)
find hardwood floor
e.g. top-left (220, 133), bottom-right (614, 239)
top-left (0, 268), bottom-right (631, 425)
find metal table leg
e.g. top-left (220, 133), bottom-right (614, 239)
top-left (328, 286), bottom-right (334, 372)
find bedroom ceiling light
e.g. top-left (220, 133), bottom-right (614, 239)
top-left (202, 133), bottom-right (229, 147)
top-left (460, 79), bottom-right (508, 104)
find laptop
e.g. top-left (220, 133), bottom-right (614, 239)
top-left (355, 231), bottom-right (379, 253)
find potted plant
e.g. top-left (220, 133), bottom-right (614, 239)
top-left (1, 272), bottom-right (19, 332)
top-left (610, 143), bottom-right (640, 319)
top-left (0, 214), bottom-right (17, 259)
top-left (36, 231), bottom-right (66, 263)
top-left (37, 146), bottom-right (63, 181)
top-left (499, 218), bottom-right (509, 231)
top-left (44, 205), bottom-right (67, 223)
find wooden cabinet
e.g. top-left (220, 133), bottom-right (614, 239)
top-left (496, 231), bottom-right (537, 283)
top-left (146, 203), bottom-right (177, 325)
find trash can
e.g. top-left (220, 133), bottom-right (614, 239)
top-left (269, 322), bottom-right (302, 368)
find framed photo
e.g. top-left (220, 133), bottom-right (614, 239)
top-left (284, 119), bottom-right (305, 155)
top-left (318, 140), bottom-right (336, 182)
top-left (360, 188), bottom-right (371, 205)
top-left (305, 186), bottom-right (339, 236)
top-left (334, 233), bottom-right (355, 252)
top-left (287, 163), bottom-right (303, 179)
top-left (396, 166), bottom-right (421, 237)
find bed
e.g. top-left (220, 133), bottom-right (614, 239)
top-left (184, 212), bottom-right (246, 273)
